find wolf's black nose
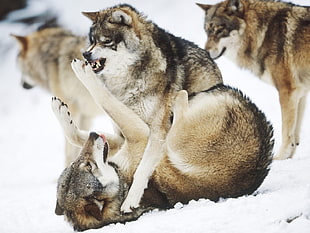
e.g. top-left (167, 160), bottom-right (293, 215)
top-left (89, 132), bottom-right (99, 140)
top-left (83, 51), bottom-right (92, 60)
top-left (22, 81), bottom-right (34, 89)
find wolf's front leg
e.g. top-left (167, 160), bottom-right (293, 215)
top-left (51, 97), bottom-right (89, 147)
top-left (71, 59), bottom-right (100, 95)
top-left (120, 102), bottom-right (170, 213)
top-left (120, 130), bottom-right (165, 213)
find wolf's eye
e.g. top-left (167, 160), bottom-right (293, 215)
top-left (215, 27), bottom-right (224, 34)
top-left (103, 39), bottom-right (114, 46)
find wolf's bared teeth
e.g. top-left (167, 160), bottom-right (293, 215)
top-left (89, 58), bottom-right (106, 73)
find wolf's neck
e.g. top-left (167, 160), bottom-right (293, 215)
top-left (233, 3), bottom-right (279, 76)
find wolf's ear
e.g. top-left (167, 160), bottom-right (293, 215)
top-left (227, 0), bottom-right (244, 14)
top-left (110, 10), bottom-right (132, 26)
top-left (11, 34), bottom-right (28, 50)
top-left (82, 11), bottom-right (99, 22)
top-left (84, 203), bottom-right (102, 221)
top-left (196, 3), bottom-right (212, 12)
top-left (55, 201), bottom-right (64, 216)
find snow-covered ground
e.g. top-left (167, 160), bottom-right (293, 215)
top-left (0, 0), bottom-right (309, 232)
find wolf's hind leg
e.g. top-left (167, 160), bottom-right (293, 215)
top-left (51, 97), bottom-right (88, 147)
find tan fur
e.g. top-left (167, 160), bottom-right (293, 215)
top-left (198, 0), bottom-right (310, 159)
top-left (51, 57), bottom-right (273, 231)
top-left (12, 28), bottom-right (102, 165)
top-left (79, 4), bottom-right (223, 213)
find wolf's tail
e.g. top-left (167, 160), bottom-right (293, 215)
top-left (249, 104), bottom-right (274, 194)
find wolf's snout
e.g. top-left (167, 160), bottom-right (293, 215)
top-left (22, 81), bottom-right (34, 89)
top-left (89, 132), bottom-right (107, 144)
top-left (89, 132), bottom-right (100, 140)
top-left (83, 51), bottom-right (92, 60)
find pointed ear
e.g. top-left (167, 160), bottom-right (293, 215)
top-left (110, 10), bottom-right (132, 26)
top-left (11, 34), bottom-right (28, 50)
top-left (84, 203), bottom-right (102, 221)
top-left (196, 3), bottom-right (212, 12)
top-left (55, 201), bottom-right (64, 216)
top-left (82, 11), bottom-right (99, 22)
top-left (227, 0), bottom-right (244, 14)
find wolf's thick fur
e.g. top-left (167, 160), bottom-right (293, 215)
top-left (52, 62), bottom-right (273, 230)
top-left (12, 28), bottom-right (102, 165)
top-left (78, 4), bottom-right (223, 213)
top-left (198, 0), bottom-right (310, 160)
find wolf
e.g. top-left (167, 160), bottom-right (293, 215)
top-left (77, 4), bottom-right (223, 213)
top-left (12, 27), bottom-right (102, 165)
top-left (197, 0), bottom-right (310, 160)
top-left (51, 65), bottom-right (274, 230)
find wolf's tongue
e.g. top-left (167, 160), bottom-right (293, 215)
top-left (99, 134), bottom-right (106, 142)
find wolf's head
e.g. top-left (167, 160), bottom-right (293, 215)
top-left (12, 28), bottom-right (84, 91)
top-left (56, 132), bottom-right (150, 230)
top-left (12, 34), bottom-right (40, 90)
top-left (197, 0), bottom-right (246, 60)
top-left (55, 132), bottom-right (125, 231)
top-left (81, 5), bottom-right (144, 76)
top-left (80, 4), bottom-right (166, 85)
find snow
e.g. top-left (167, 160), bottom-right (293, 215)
top-left (0, 0), bottom-right (309, 232)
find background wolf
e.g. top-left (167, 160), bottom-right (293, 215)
top-left (12, 27), bottom-right (102, 165)
top-left (79, 4), bottom-right (223, 213)
top-left (198, 0), bottom-right (310, 160)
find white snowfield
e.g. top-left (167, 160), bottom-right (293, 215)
top-left (0, 0), bottom-right (309, 232)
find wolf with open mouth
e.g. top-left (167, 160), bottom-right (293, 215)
top-left (77, 4), bottom-right (223, 214)
top-left (52, 79), bottom-right (274, 231)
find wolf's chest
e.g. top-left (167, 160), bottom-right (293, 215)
top-left (118, 92), bottom-right (160, 125)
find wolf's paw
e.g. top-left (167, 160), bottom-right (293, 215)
top-left (71, 59), bottom-right (99, 91)
top-left (120, 191), bottom-right (141, 213)
top-left (273, 142), bottom-right (296, 160)
top-left (51, 97), bottom-right (78, 138)
top-left (71, 59), bottom-right (86, 79)
top-left (51, 97), bottom-right (65, 121)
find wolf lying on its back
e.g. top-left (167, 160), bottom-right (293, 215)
top-left (198, 0), bottom-right (310, 160)
top-left (52, 61), bottom-right (273, 230)
top-left (12, 27), bottom-right (102, 165)
top-left (78, 4), bottom-right (223, 213)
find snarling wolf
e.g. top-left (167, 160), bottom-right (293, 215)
top-left (198, 0), bottom-right (310, 159)
top-left (52, 73), bottom-right (273, 230)
top-left (12, 27), bottom-right (102, 165)
top-left (77, 4), bottom-right (223, 213)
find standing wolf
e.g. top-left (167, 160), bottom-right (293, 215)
top-left (79, 4), bottom-right (222, 213)
top-left (198, 0), bottom-right (310, 160)
top-left (12, 27), bottom-right (102, 165)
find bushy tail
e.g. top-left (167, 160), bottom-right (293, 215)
top-left (254, 118), bottom-right (274, 191)
top-left (248, 99), bottom-right (274, 194)
top-left (232, 86), bottom-right (274, 195)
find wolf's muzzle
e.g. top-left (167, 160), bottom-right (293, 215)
top-left (83, 51), bottom-right (92, 60)
top-left (22, 81), bottom-right (34, 89)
